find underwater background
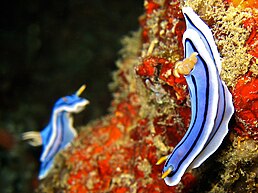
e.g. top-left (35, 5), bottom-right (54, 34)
top-left (2, 0), bottom-right (258, 192)
top-left (0, 0), bottom-right (142, 192)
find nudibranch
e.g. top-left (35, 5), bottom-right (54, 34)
top-left (22, 85), bottom-right (89, 179)
top-left (156, 7), bottom-right (234, 186)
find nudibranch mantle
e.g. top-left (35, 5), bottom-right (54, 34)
top-left (23, 85), bottom-right (89, 179)
top-left (158, 7), bottom-right (234, 186)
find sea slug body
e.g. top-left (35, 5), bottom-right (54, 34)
top-left (157, 7), bottom-right (234, 186)
top-left (23, 85), bottom-right (89, 179)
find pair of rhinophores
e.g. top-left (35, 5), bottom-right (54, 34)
top-left (23, 85), bottom-right (89, 179)
top-left (156, 7), bottom-right (234, 186)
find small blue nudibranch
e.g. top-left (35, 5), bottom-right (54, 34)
top-left (23, 85), bottom-right (89, 179)
top-left (157, 7), bottom-right (234, 186)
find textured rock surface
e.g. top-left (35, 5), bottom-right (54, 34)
top-left (38, 0), bottom-right (258, 192)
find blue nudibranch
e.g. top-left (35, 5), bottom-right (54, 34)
top-left (23, 85), bottom-right (89, 179)
top-left (157, 7), bottom-right (234, 186)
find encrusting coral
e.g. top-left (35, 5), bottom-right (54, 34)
top-left (37, 0), bottom-right (258, 192)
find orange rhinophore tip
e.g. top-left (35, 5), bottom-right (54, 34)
top-left (161, 166), bottom-right (173, 179)
top-left (156, 155), bottom-right (169, 165)
top-left (76, 84), bottom-right (86, 96)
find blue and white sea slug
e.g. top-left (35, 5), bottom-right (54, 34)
top-left (22, 85), bottom-right (89, 179)
top-left (156, 7), bottom-right (234, 186)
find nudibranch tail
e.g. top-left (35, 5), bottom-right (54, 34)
top-left (182, 7), bottom-right (222, 74)
top-left (160, 7), bottom-right (234, 186)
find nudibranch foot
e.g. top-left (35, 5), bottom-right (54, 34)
top-left (173, 52), bottom-right (198, 78)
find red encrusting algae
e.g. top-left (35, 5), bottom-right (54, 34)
top-left (67, 96), bottom-right (139, 192)
top-left (226, 0), bottom-right (258, 8)
top-left (230, 9), bottom-right (258, 140)
top-left (243, 17), bottom-right (258, 58)
top-left (232, 73), bottom-right (258, 139)
top-left (66, 95), bottom-right (195, 192)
